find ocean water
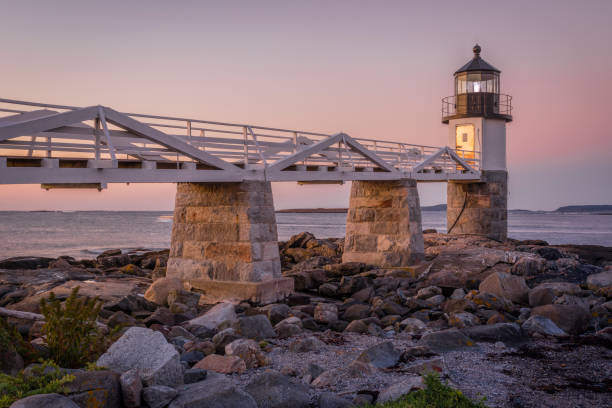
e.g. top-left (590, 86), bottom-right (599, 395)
top-left (0, 211), bottom-right (611, 260)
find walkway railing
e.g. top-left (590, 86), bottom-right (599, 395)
top-left (0, 98), bottom-right (481, 183)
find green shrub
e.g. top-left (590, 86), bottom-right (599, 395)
top-left (368, 373), bottom-right (488, 408)
top-left (39, 287), bottom-right (103, 368)
top-left (0, 360), bottom-right (75, 408)
top-left (0, 317), bottom-right (39, 364)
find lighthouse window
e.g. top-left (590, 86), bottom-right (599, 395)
top-left (473, 82), bottom-right (481, 92)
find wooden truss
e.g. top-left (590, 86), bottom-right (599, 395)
top-left (0, 99), bottom-right (481, 185)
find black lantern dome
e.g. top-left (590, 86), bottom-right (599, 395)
top-left (442, 44), bottom-right (512, 123)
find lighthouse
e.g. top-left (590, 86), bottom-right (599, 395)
top-left (443, 45), bottom-right (512, 241)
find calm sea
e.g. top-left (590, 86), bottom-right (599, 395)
top-left (0, 211), bottom-right (611, 259)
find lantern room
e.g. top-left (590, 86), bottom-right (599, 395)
top-left (442, 44), bottom-right (512, 124)
top-left (442, 45), bottom-right (512, 172)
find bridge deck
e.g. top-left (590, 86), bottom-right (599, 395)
top-left (0, 98), bottom-right (481, 186)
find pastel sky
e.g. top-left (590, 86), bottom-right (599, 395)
top-left (0, 0), bottom-right (611, 211)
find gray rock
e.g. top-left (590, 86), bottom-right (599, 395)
top-left (318, 392), bottom-right (354, 408)
top-left (461, 323), bottom-right (524, 344)
top-left (9, 394), bottom-right (79, 408)
top-left (169, 374), bottom-right (256, 408)
top-left (65, 370), bottom-right (121, 408)
top-left (376, 376), bottom-right (424, 403)
top-left (587, 270), bottom-right (612, 290)
top-left (289, 336), bottom-right (326, 352)
top-left (183, 368), bottom-right (207, 384)
top-left (97, 327), bottom-right (183, 387)
top-left (260, 303), bottom-right (291, 325)
top-left (522, 315), bottom-right (568, 337)
top-left (142, 385), bottom-right (178, 408)
top-left (119, 368), bottom-right (142, 408)
top-left (342, 303), bottom-right (370, 321)
top-left (531, 304), bottom-right (591, 334)
top-left (417, 286), bottom-right (442, 300)
top-left (479, 272), bottom-right (529, 304)
top-left (418, 329), bottom-right (475, 352)
top-left (355, 341), bottom-right (401, 369)
top-left (0, 349), bottom-right (24, 376)
top-left (232, 315), bottom-right (276, 340)
top-left (528, 282), bottom-right (582, 307)
top-left (399, 317), bottom-right (427, 334)
top-left (180, 350), bottom-right (204, 365)
top-left (212, 328), bottom-right (241, 354)
top-left (188, 302), bottom-right (236, 330)
top-left (314, 303), bottom-right (339, 324)
top-left (244, 370), bottom-right (310, 408)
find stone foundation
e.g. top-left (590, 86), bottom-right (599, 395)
top-left (447, 170), bottom-right (508, 241)
top-left (343, 179), bottom-right (424, 266)
top-left (166, 181), bottom-right (292, 304)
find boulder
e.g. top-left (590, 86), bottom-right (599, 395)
top-left (144, 307), bottom-right (175, 327)
top-left (97, 327), bottom-right (183, 387)
top-left (142, 385), bottom-right (178, 408)
top-left (275, 322), bottom-right (303, 339)
top-left (479, 272), bottom-right (529, 304)
top-left (212, 328), bottom-right (241, 354)
top-left (65, 370), bottom-right (121, 408)
top-left (0, 349), bottom-right (24, 376)
top-left (9, 394), bottom-right (79, 408)
top-left (399, 318), bottom-right (427, 335)
top-left (188, 302), bottom-right (236, 330)
top-left (511, 256), bottom-right (546, 276)
top-left (405, 357), bottom-right (444, 375)
top-left (319, 283), bottom-right (339, 298)
top-left (522, 315), bottom-right (568, 337)
top-left (289, 336), bottom-right (326, 352)
top-left (167, 289), bottom-right (200, 310)
top-left (225, 338), bottom-right (266, 369)
top-left (448, 312), bottom-right (480, 329)
top-left (169, 375), bottom-right (256, 408)
top-left (461, 323), bottom-right (523, 343)
top-left (259, 303), bottom-right (291, 325)
top-left (418, 329), bottom-right (475, 352)
top-left (416, 286), bottom-right (442, 300)
top-left (337, 276), bottom-right (369, 296)
top-left (344, 320), bottom-right (369, 334)
top-left (355, 341), bottom-right (401, 369)
top-left (318, 393), bottom-right (354, 408)
top-left (0, 256), bottom-right (53, 270)
top-left (472, 292), bottom-right (515, 312)
top-left (531, 304), bottom-right (591, 334)
top-left (314, 303), bottom-right (338, 324)
top-left (376, 376), bottom-right (424, 404)
top-left (528, 282), bottom-right (582, 307)
top-left (119, 368), bottom-right (142, 408)
top-left (587, 270), bottom-right (612, 290)
top-left (232, 315), bottom-right (276, 340)
top-left (244, 370), bottom-right (310, 408)
top-left (144, 278), bottom-right (183, 306)
top-left (312, 369), bottom-right (341, 388)
top-left (183, 368), bottom-right (207, 384)
top-left (342, 304), bottom-right (371, 321)
top-left (107, 311), bottom-right (137, 328)
top-left (193, 354), bottom-right (246, 374)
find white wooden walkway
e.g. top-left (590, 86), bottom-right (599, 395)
top-left (0, 98), bottom-right (481, 187)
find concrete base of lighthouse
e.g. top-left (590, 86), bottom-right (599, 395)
top-left (447, 170), bottom-right (508, 241)
top-left (166, 181), bottom-right (293, 304)
top-left (343, 180), bottom-right (424, 266)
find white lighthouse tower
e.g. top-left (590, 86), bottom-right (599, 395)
top-left (443, 45), bottom-right (512, 241)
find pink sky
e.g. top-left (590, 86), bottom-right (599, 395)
top-left (1, 0), bottom-right (611, 211)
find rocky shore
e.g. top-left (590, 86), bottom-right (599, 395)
top-left (1, 232), bottom-right (611, 407)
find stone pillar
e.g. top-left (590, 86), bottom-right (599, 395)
top-left (447, 170), bottom-right (508, 241)
top-left (166, 181), bottom-right (293, 304)
top-left (343, 179), bottom-right (424, 266)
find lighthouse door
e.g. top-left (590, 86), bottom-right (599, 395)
top-left (455, 124), bottom-right (475, 165)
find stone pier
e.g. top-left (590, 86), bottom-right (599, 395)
top-left (166, 181), bottom-right (293, 304)
top-left (343, 179), bottom-right (424, 266)
top-left (447, 170), bottom-right (508, 241)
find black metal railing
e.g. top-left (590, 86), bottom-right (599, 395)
top-left (442, 93), bottom-right (512, 120)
